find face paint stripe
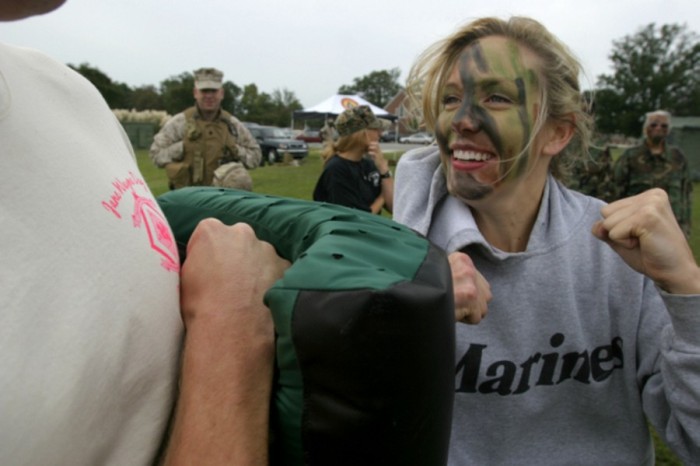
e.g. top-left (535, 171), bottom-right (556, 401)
top-left (501, 39), bottom-right (539, 181)
top-left (508, 76), bottom-right (531, 180)
top-left (452, 45), bottom-right (503, 158)
top-left (472, 41), bottom-right (489, 73)
top-left (454, 49), bottom-right (476, 125)
top-left (453, 44), bottom-right (504, 157)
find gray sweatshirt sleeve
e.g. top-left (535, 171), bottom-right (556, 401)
top-left (148, 114), bottom-right (186, 168)
top-left (394, 145), bottom-right (444, 235)
top-left (642, 287), bottom-right (700, 464)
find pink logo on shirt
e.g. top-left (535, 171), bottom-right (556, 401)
top-left (101, 172), bottom-right (179, 273)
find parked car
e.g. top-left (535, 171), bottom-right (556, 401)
top-left (296, 129), bottom-right (322, 143)
top-left (280, 128), bottom-right (296, 139)
top-left (246, 125), bottom-right (308, 165)
top-left (380, 131), bottom-right (399, 142)
top-left (399, 132), bottom-right (433, 144)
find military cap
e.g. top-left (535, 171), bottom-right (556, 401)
top-left (212, 162), bottom-right (252, 191)
top-left (194, 67), bottom-right (223, 90)
top-left (335, 105), bottom-right (385, 137)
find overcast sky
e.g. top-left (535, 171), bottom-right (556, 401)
top-left (3, 0), bottom-right (698, 109)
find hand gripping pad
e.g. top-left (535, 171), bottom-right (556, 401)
top-left (158, 187), bottom-right (455, 466)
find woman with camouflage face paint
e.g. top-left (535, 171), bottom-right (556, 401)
top-left (394, 16), bottom-right (700, 465)
top-left (434, 35), bottom-right (564, 249)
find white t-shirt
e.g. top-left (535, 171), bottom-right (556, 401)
top-left (0, 42), bottom-right (183, 465)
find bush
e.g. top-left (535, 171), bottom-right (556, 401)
top-left (113, 109), bottom-right (171, 129)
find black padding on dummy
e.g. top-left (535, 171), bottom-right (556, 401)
top-left (291, 245), bottom-right (455, 466)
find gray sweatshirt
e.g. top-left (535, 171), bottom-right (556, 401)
top-left (394, 146), bottom-right (700, 465)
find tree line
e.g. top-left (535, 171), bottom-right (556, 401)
top-left (72, 22), bottom-right (700, 136)
top-left (594, 22), bottom-right (700, 137)
top-left (71, 64), bottom-right (404, 129)
top-left (69, 65), bottom-right (305, 128)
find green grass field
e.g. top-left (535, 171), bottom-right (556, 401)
top-left (137, 148), bottom-right (323, 199)
top-left (138, 148), bottom-right (700, 264)
top-left (137, 148), bottom-right (688, 465)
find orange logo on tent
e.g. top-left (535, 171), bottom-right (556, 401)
top-left (341, 98), bottom-right (359, 109)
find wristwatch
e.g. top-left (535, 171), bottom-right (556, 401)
top-left (379, 170), bottom-right (392, 179)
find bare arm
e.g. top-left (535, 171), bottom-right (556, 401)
top-left (379, 176), bottom-right (394, 214)
top-left (368, 142), bottom-right (394, 213)
top-left (592, 188), bottom-right (700, 295)
top-left (370, 194), bottom-right (385, 215)
top-left (163, 220), bottom-right (290, 465)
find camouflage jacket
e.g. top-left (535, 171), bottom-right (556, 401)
top-left (567, 146), bottom-right (616, 203)
top-left (613, 143), bottom-right (692, 237)
top-left (149, 106), bottom-right (261, 188)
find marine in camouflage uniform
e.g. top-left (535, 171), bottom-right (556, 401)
top-left (567, 145), bottom-right (615, 203)
top-left (613, 110), bottom-right (692, 238)
top-left (149, 68), bottom-right (261, 190)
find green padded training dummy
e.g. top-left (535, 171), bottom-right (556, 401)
top-left (158, 187), bottom-right (455, 466)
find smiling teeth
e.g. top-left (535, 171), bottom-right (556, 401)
top-left (454, 150), bottom-right (491, 161)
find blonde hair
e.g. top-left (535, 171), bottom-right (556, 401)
top-left (406, 16), bottom-right (592, 180)
top-left (321, 130), bottom-right (369, 164)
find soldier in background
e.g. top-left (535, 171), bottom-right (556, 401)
top-left (567, 145), bottom-right (616, 203)
top-left (149, 67), bottom-right (261, 190)
top-left (613, 110), bottom-right (692, 237)
top-left (565, 93), bottom-right (616, 203)
top-left (320, 117), bottom-right (338, 142)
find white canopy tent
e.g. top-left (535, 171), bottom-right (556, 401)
top-left (293, 94), bottom-right (397, 125)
